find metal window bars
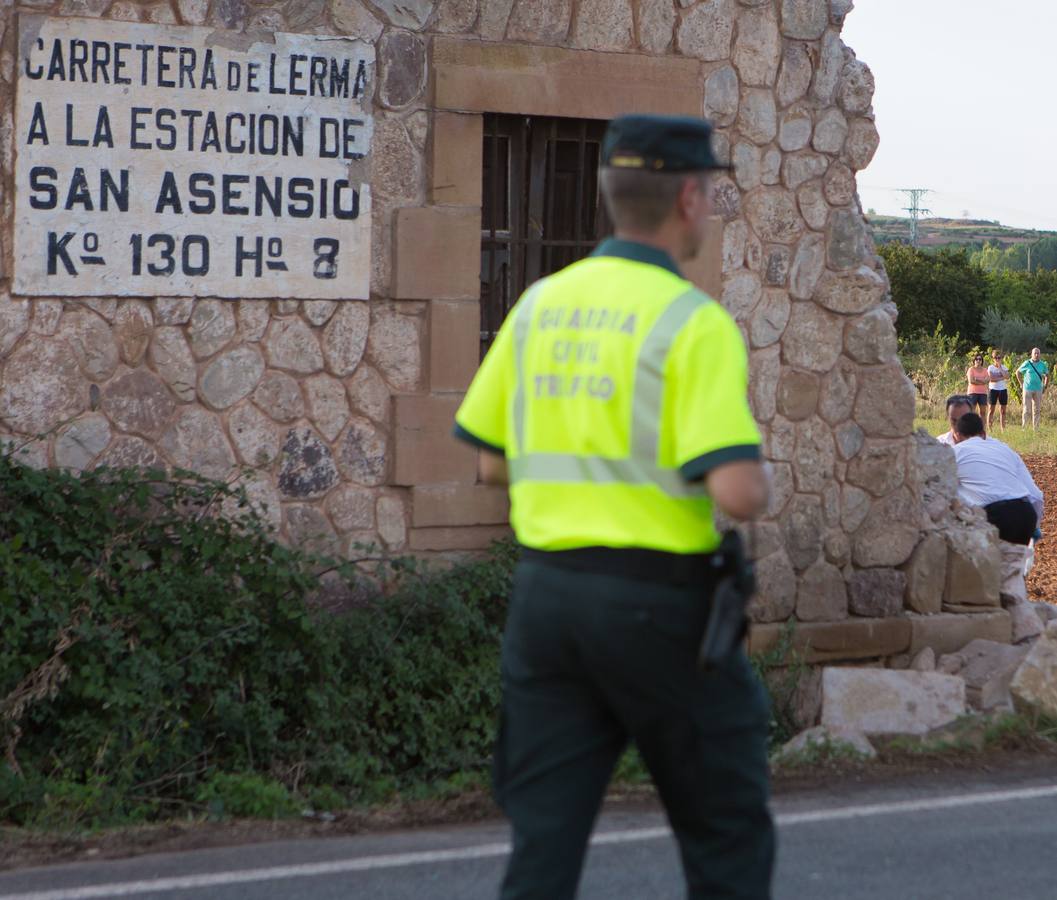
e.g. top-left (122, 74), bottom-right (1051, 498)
top-left (480, 115), bottom-right (609, 357)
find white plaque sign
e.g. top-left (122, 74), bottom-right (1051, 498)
top-left (14, 16), bottom-right (374, 299)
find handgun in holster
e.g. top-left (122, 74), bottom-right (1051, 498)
top-left (697, 529), bottom-right (755, 670)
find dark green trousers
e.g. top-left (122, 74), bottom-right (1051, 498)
top-left (494, 558), bottom-right (775, 900)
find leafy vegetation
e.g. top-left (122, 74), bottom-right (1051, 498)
top-left (0, 455), bottom-right (515, 828)
top-left (879, 243), bottom-right (988, 343)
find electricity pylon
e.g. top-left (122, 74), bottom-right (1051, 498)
top-left (899, 189), bottom-right (932, 246)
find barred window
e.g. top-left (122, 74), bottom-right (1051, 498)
top-left (480, 115), bottom-right (610, 356)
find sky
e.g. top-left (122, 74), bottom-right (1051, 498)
top-left (841, 0), bottom-right (1057, 231)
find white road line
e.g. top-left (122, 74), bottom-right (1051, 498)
top-left (3, 783), bottom-right (1056, 900)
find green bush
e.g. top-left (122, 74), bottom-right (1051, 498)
top-left (0, 455), bottom-right (514, 827)
top-left (880, 243), bottom-right (987, 342)
top-left (981, 307), bottom-right (1051, 353)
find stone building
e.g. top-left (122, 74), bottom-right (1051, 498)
top-left (0, 0), bottom-right (1011, 667)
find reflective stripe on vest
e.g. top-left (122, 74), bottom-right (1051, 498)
top-left (508, 284), bottom-right (709, 498)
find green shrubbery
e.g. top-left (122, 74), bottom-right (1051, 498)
top-left (0, 455), bottom-right (514, 828)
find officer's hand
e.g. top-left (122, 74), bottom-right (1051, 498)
top-left (706, 460), bottom-right (769, 521)
top-left (478, 450), bottom-right (509, 485)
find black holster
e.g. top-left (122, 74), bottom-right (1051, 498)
top-left (697, 530), bottom-right (755, 670)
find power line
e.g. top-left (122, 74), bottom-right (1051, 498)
top-left (898, 188), bottom-right (932, 246)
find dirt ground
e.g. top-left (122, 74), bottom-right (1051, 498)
top-left (1025, 456), bottom-right (1057, 602)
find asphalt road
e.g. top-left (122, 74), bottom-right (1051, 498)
top-left (3, 768), bottom-right (1057, 899)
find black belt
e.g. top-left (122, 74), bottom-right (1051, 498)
top-left (520, 545), bottom-right (718, 586)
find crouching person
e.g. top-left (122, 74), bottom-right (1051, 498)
top-left (952, 412), bottom-right (1045, 642)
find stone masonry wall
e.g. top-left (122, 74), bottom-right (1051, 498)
top-left (0, 0), bottom-right (1006, 659)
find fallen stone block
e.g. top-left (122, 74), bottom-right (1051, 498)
top-left (944, 522), bottom-right (1001, 609)
top-left (937, 653), bottom-right (963, 675)
top-left (821, 667), bottom-right (965, 735)
top-left (1004, 596), bottom-right (1044, 644)
top-left (957, 639), bottom-right (1030, 710)
top-left (1034, 602), bottom-right (1057, 625)
top-left (1010, 622), bottom-right (1057, 718)
top-left (999, 541), bottom-right (1029, 604)
top-left (910, 647), bottom-right (935, 671)
top-left (774, 725), bottom-right (876, 764)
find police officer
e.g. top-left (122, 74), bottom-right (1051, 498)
top-left (454, 114), bottom-right (774, 899)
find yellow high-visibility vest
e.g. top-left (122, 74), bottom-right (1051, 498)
top-left (455, 239), bottom-right (760, 554)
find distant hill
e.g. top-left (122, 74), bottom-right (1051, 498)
top-left (866, 215), bottom-right (1056, 249)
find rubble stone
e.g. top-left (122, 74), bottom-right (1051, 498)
top-left (796, 560), bottom-right (847, 621)
top-left (113, 301), bottom-right (153, 366)
top-left (704, 65), bottom-right (741, 127)
top-left (265, 317), bottom-right (324, 374)
top-left (571, 0), bottom-right (633, 49)
top-left (853, 488), bottom-right (919, 568)
top-left (337, 416), bottom-right (388, 486)
top-left (59, 310), bottom-right (118, 382)
top-left (228, 403), bottom-right (282, 468)
top-left (782, 302), bottom-right (843, 372)
top-left (821, 667), bottom-right (966, 736)
top-left (745, 187), bottom-right (802, 242)
top-left (775, 725), bottom-right (876, 762)
top-left (750, 548), bottom-right (797, 622)
top-left (903, 533), bottom-right (948, 615)
top-left (188, 300), bottom-right (236, 359)
top-left (945, 523), bottom-right (1002, 610)
top-left (776, 42), bottom-right (813, 107)
top-left (638, 0), bottom-right (676, 52)
top-left (347, 365), bottom-right (391, 425)
top-left (253, 372), bottom-right (305, 423)
top-left (200, 346), bottom-right (265, 411)
top-left (780, 0), bottom-right (828, 39)
top-left (812, 107), bottom-right (848, 154)
top-left (305, 374), bottom-right (350, 442)
top-left (677, 0), bottom-right (734, 61)
top-left (278, 427), bottom-right (339, 499)
top-left (368, 308), bottom-right (422, 392)
top-left (959, 639), bottom-right (1030, 710)
top-left (321, 303), bottom-right (370, 377)
top-left (732, 5), bottom-right (780, 86)
top-left (325, 484), bottom-right (376, 532)
top-left (101, 369), bottom-right (175, 440)
top-left (159, 408), bottom-right (235, 480)
top-left (1010, 622), bottom-right (1057, 718)
top-left (775, 368), bottom-right (819, 421)
top-left (737, 89), bottom-right (778, 145)
top-left (848, 568), bottom-right (906, 618)
top-left (54, 414), bottom-right (111, 470)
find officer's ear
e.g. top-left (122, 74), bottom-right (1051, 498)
top-left (676, 175), bottom-right (708, 222)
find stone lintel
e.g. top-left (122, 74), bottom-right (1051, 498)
top-left (908, 610), bottom-right (1012, 657)
top-left (412, 482), bottom-right (510, 527)
top-left (409, 524), bottom-right (512, 551)
top-left (392, 393), bottom-right (477, 485)
top-left (433, 37), bottom-right (703, 119)
top-left (749, 617), bottom-right (912, 664)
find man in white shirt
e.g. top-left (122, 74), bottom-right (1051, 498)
top-left (952, 412), bottom-right (1044, 641)
top-left (936, 394), bottom-right (973, 446)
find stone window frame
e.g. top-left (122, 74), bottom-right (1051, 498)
top-left (416, 35), bottom-right (723, 379)
top-left (392, 38), bottom-right (724, 550)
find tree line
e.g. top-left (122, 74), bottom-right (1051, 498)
top-left (879, 242), bottom-right (1056, 349)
